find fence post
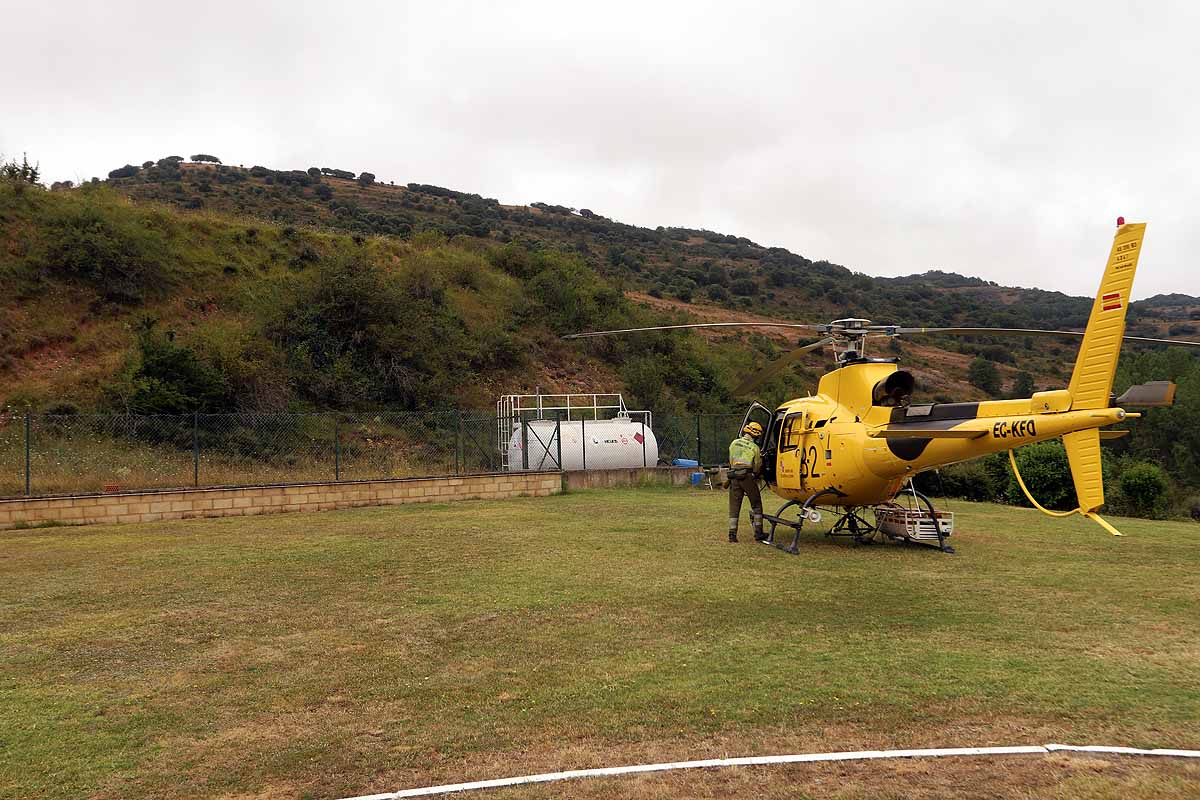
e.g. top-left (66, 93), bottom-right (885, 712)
top-left (193, 412), bottom-right (199, 487)
top-left (521, 419), bottom-right (529, 470)
top-left (24, 413), bottom-right (31, 497)
top-left (555, 415), bottom-right (563, 470)
top-left (455, 411), bottom-right (462, 475)
top-left (581, 417), bottom-right (586, 471)
top-left (641, 420), bottom-right (647, 468)
top-left (334, 417), bottom-right (341, 481)
top-left (695, 415), bottom-right (702, 464)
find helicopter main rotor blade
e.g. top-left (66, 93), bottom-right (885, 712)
top-left (562, 322), bottom-right (827, 339)
top-left (886, 326), bottom-right (1200, 348)
top-left (732, 337), bottom-right (836, 396)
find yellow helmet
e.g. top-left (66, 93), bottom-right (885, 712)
top-left (742, 421), bottom-right (763, 438)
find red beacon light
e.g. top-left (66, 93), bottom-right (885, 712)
top-left (1117, 216), bottom-right (1125, 226)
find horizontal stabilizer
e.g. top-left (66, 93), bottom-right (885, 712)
top-left (1116, 380), bottom-right (1176, 407)
top-left (869, 428), bottom-right (988, 440)
top-left (1099, 430), bottom-right (1130, 441)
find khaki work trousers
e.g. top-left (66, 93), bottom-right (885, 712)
top-left (728, 472), bottom-right (763, 538)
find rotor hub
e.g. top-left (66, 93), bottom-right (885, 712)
top-left (822, 319), bottom-right (878, 362)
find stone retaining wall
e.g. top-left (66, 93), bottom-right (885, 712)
top-left (562, 466), bottom-right (698, 491)
top-left (0, 471), bottom-right (562, 531)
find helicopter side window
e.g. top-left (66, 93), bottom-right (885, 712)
top-left (779, 413), bottom-right (804, 452)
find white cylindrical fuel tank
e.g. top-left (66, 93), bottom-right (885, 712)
top-left (507, 418), bottom-right (659, 471)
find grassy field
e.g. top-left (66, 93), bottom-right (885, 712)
top-left (2, 487), bottom-right (1199, 799)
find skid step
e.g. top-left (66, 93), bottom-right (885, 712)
top-left (761, 513), bottom-right (802, 531)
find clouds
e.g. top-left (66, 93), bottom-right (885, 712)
top-left (4, 0), bottom-right (1196, 298)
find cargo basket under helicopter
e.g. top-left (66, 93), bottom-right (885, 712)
top-left (874, 505), bottom-right (954, 542)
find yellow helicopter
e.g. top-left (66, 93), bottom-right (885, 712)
top-left (567, 220), bottom-right (1200, 553)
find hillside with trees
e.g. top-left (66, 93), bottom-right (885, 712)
top-left (2, 155), bottom-right (1198, 517)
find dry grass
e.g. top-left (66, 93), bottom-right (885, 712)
top-left (487, 752), bottom-right (1200, 799)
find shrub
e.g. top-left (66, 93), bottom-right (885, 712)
top-left (190, 154), bottom-right (221, 163)
top-left (108, 323), bottom-right (233, 414)
top-left (35, 193), bottom-right (170, 304)
top-left (1009, 371), bottom-right (1035, 398)
top-left (357, 172), bottom-right (376, 187)
top-left (1004, 440), bottom-right (1075, 510)
top-left (307, 167), bottom-right (321, 178)
top-left (975, 344), bottom-right (1014, 364)
top-left (313, 184), bottom-right (333, 200)
top-left (42, 401), bottom-right (80, 416)
top-left (141, 160), bottom-right (154, 169)
top-left (1119, 462), bottom-right (1171, 519)
top-left (706, 284), bottom-right (730, 302)
top-left (670, 282), bottom-right (694, 302)
top-left (268, 248), bottom-right (474, 409)
top-left (273, 170), bottom-right (313, 187)
top-left (968, 357), bottom-right (1001, 395)
top-left (488, 242), bottom-right (538, 278)
top-left (107, 164), bottom-right (140, 179)
top-left (526, 250), bottom-right (628, 334)
top-left (730, 277), bottom-right (757, 296)
top-left (915, 453), bottom-right (1007, 502)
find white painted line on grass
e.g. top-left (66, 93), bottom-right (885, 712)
top-left (339, 742), bottom-right (1200, 799)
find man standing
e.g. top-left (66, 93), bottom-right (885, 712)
top-left (727, 421), bottom-right (764, 543)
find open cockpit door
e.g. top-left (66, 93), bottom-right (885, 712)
top-left (740, 402), bottom-right (773, 439)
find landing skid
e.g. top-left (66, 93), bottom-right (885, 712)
top-left (761, 487), bottom-right (954, 554)
top-left (760, 489), bottom-right (840, 555)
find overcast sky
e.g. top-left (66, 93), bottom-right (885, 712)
top-left (4, 1), bottom-right (1197, 300)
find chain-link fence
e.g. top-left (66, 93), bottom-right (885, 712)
top-left (0, 410), bottom-right (745, 498)
top-left (650, 413), bottom-right (746, 465)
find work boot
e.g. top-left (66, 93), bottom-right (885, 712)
top-left (753, 527), bottom-right (766, 542)
top-left (728, 532), bottom-right (738, 543)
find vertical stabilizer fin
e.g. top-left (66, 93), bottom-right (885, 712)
top-left (1062, 428), bottom-right (1105, 513)
top-left (1068, 222), bottom-right (1146, 410)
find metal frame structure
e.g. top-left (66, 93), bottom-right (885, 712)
top-left (495, 393), bottom-right (652, 470)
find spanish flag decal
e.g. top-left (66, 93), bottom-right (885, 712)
top-left (1102, 291), bottom-right (1122, 312)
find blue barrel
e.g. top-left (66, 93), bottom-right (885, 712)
top-left (690, 472), bottom-right (704, 486)
top-left (672, 458), bottom-right (700, 467)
